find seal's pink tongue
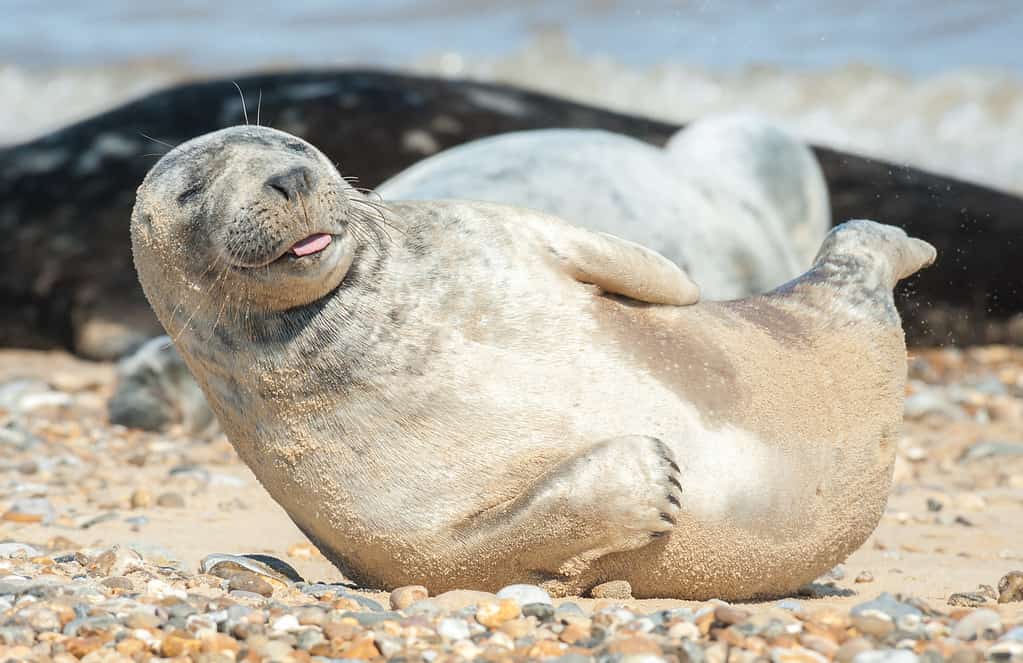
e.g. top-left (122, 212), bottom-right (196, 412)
top-left (290, 233), bottom-right (332, 257)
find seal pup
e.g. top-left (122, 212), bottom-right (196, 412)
top-left (132, 125), bottom-right (935, 600)
top-left (379, 114), bottom-right (830, 299)
top-left (108, 335), bottom-right (217, 436)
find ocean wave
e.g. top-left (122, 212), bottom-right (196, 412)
top-left (3, 36), bottom-right (1022, 194)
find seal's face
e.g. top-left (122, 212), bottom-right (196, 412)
top-left (132, 126), bottom-right (361, 318)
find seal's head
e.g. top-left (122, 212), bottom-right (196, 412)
top-left (131, 125), bottom-right (360, 323)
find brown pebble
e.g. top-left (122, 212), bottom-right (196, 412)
top-left (1, 511), bottom-right (42, 523)
top-left (323, 621), bottom-right (361, 641)
top-left (100, 576), bottom-right (133, 591)
top-left (835, 637), bottom-right (873, 663)
top-left (156, 492), bottom-right (186, 508)
top-left (715, 605), bottom-right (752, 626)
top-left (589, 579), bottom-right (633, 600)
top-left (342, 636), bottom-right (381, 659)
top-left (854, 571), bottom-right (875, 583)
top-left (125, 610), bottom-right (161, 630)
top-left (475, 598), bottom-right (520, 628)
top-left (499, 617), bottom-right (533, 639)
top-left (606, 634), bottom-right (662, 655)
top-left (163, 633), bottom-right (202, 657)
top-left (560, 623), bottom-right (591, 644)
top-left (998, 570), bottom-right (1023, 603)
top-left (948, 647), bottom-right (981, 663)
top-left (800, 634), bottom-right (840, 659)
top-left (130, 488), bottom-right (152, 508)
top-left (116, 638), bottom-right (147, 656)
top-left (389, 584), bottom-right (429, 610)
top-left (529, 640), bottom-right (569, 658)
top-left (202, 633), bottom-right (241, 654)
top-left (66, 636), bottom-right (104, 658)
top-left (227, 570), bottom-right (274, 597)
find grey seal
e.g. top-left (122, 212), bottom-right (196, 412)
top-left (379, 114), bottom-right (830, 299)
top-left (131, 125), bottom-right (935, 599)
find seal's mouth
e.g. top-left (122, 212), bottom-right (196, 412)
top-left (289, 233), bottom-right (332, 257)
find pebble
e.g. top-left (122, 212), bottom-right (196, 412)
top-left (951, 609), bottom-right (1001, 640)
top-left (852, 650), bottom-right (920, 663)
top-left (226, 571), bottom-right (274, 597)
top-left (0, 543), bottom-right (40, 558)
top-left (390, 584), bottom-right (429, 610)
top-left (1000, 571), bottom-right (1023, 603)
top-left (855, 571), bottom-right (876, 583)
top-left (437, 617), bottom-right (471, 640)
top-left (155, 491), bottom-right (185, 508)
top-left (590, 579), bottom-right (633, 599)
top-left (475, 598), bottom-right (521, 627)
top-left (496, 582), bottom-right (553, 606)
top-left (129, 488), bottom-right (152, 508)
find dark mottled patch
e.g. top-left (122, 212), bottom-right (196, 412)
top-left (720, 296), bottom-right (811, 346)
top-left (592, 294), bottom-right (750, 428)
top-left (177, 180), bottom-right (207, 206)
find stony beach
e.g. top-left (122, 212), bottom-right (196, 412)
top-left (1, 345), bottom-right (1022, 662)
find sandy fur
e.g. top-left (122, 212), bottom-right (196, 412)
top-left (131, 126), bottom-right (934, 600)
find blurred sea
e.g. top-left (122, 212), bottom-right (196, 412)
top-left (2, 1), bottom-right (1022, 193)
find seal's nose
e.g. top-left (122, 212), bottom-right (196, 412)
top-left (265, 166), bottom-right (314, 201)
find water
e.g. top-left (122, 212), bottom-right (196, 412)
top-left (2, 1), bottom-right (1022, 193)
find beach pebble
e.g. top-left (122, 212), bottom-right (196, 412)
top-left (852, 650), bottom-right (920, 663)
top-left (227, 571), bottom-right (274, 597)
top-left (952, 609), bottom-right (1001, 640)
top-left (390, 584), bottom-right (429, 610)
top-left (437, 617), bottom-right (471, 640)
top-left (496, 583), bottom-right (553, 606)
top-left (155, 491), bottom-right (185, 508)
top-left (475, 598), bottom-right (521, 627)
top-left (0, 543), bottom-right (40, 558)
top-left (999, 571), bottom-right (1023, 603)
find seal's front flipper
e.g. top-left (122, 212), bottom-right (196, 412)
top-left (461, 435), bottom-right (682, 593)
top-left (536, 218), bottom-right (700, 305)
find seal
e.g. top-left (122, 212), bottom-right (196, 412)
top-left (108, 335), bottom-right (216, 436)
top-left (379, 114), bottom-right (830, 299)
top-left (132, 125), bottom-right (936, 599)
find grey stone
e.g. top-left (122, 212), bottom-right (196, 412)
top-left (438, 617), bottom-right (471, 640)
top-left (960, 441), bottom-right (1023, 462)
top-left (852, 651), bottom-right (919, 663)
top-left (496, 583), bottom-right (553, 606)
top-left (951, 608), bottom-right (1001, 640)
top-left (340, 610), bottom-right (401, 627)
top-left (0, 543), bottom-right (40, 558)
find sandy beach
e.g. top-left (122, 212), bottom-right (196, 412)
top-left (0, 344), bottom-right (1021, 659)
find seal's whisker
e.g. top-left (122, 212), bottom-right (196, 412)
top-left (256, 89), bottom-right (263, 127)
top-left (168, 254), bottom-right (222, 325)
top-left (298, 195), bottom-right (312, 233)
top-left (232, 82), bottom-right (249, 125)
top-left (139, 132), bottom-right (176, 149)
top-left (350, 197), bottom-right (405, 237)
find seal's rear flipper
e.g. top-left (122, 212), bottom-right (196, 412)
top-left (813, 219), bottom-right (937, 289)
top-left (534, 216), bottom-right (700, 306)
